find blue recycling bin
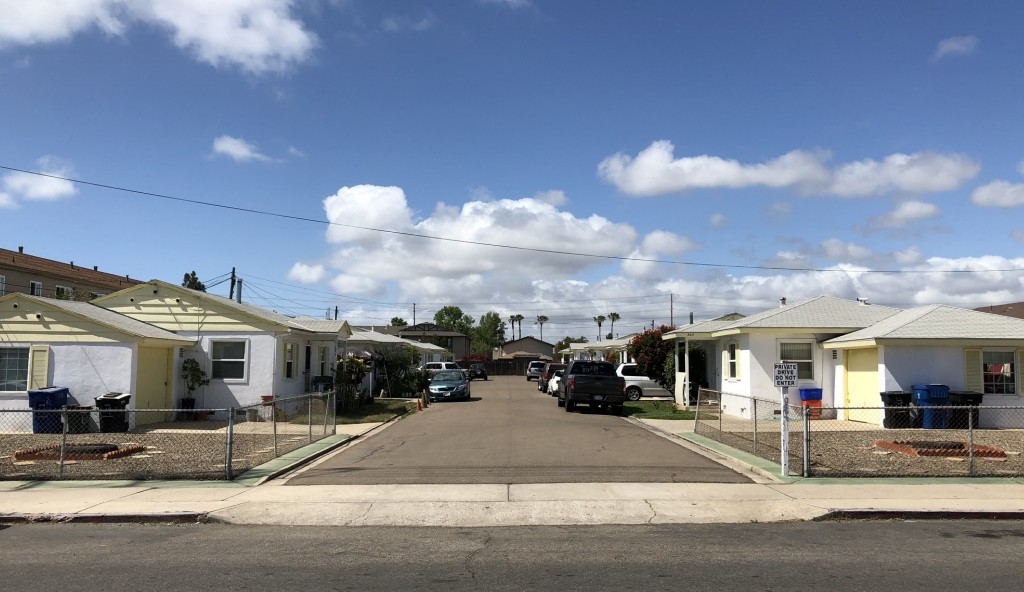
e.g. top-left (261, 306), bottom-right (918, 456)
top-left (27, 387), bottom-right (70, 433)
top-left (912, 384), bottom-right (949, 429)
top-left (799, 388), bottom-right (822, 401)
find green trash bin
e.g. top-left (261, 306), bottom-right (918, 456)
top-left (64, 405), bottom-right (93, 434)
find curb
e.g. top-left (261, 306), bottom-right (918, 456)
top-left (816, 510), bottom-right (1024, 521)
top-left (0, 512), bottom-right (209, 525)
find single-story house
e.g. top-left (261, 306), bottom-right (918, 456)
top-left (0, 293), bottom-right (196, 429)
top-left (494, 336), bottom-right (555, 360)
top-left (92, 280), bottom-right (352, 411)
top-left (663, 296), bottom-right (1024, 428)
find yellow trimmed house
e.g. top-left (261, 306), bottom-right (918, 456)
top-left (92, 280), bottom-right (353, 412)
top-left (0, 293), bottom-right (195, 428)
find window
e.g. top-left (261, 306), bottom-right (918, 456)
top-left (284, 342), bottom-right (296, 379)
top-left (779, 341), bottom-right (814, 380)
top-left (726, 343), bottom-right (738, 379)
top-left (983, 350), bottom-right (1017, 395)
top-left (620, 364), bottom-right (640, 377)
top-left (0, 275), bottom-right (5, 296)
top-left (0, 348), bottom-right (29, 391)
top-left (318, 346), bottom-right (330, 376)
top-left (55, 285), bottom-right (71, 299)
top-left (210, 340), bottom-right (247, 380)
top-left (29, 281), bottom-right (42, 296)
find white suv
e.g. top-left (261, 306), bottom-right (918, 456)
top-left (526, 360), bottom-right (546, 381)
top-left (420, 361), bottom-right (462, 376)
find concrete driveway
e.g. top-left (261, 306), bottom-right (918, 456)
top-left (285, 376), bottom-right (751, 485)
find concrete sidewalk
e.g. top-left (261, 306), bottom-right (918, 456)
top-left (2, 418), bottom-right (1024, 526)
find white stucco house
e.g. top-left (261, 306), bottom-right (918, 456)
top-left (664, 296), bottom-right (1024, 428)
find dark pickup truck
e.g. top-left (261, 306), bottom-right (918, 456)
top-left (556, 360), bottom-right (627, 414)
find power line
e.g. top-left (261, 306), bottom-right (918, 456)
top-left (3, 164), bottom-right (1020, 276)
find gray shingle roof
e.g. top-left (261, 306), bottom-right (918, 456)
top-left (827, 305), bottom-right (1024, 343)
top-left (716, 296), bottom-right (902, 331)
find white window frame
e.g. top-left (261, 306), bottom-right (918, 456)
top-left (725, 342), bottom-right (739, 381)
top-left (283, 341), bottom-right (297, 380)
top-left (29, 281), bottom-right (43, 297)
top-left (55, 285), bottom-right (72, 299)
top-left (778, 339), bottom-right (815, 382)
top-left (0, 275), bottom-right (6, 296)
top-left (318, 345), bottom-right (330, 376)
top-left (209, 339), bottom-right (249, 382)
top-left (0, 347), bottom-right (30, 392)
top-left (982, 349), bottom-right (1017, 396)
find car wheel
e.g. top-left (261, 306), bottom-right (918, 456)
top-left (626, 386), bottom-right (642, 401)
top-left (565, 394), bottom-right (575, 412)
top-left (612, 404), bottom-right (624, 416)
top-left (557, 396), bottom-right (565, 408)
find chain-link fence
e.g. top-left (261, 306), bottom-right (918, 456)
top-left (0, 392), bottom-right (335, 481)
top-left (695, 388), bottom-right (1024, 478)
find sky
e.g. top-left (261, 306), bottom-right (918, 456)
top-left (2, 0), bottom-right (1024, 342)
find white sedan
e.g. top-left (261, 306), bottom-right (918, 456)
top-left (547, 370), bottom-right (564, 397)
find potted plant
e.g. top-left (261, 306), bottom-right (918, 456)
top-left (179, 358), bottom-right (209, 420)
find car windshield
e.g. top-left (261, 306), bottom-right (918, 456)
top-left (433, 371), bottom-right (464, 381)
top-left (471, 364), bottom-right (484, 369)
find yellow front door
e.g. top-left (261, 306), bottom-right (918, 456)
top-left (845, 348), bottom-right (880, 424)
top-left (136, 347), bottom-right (171, 425)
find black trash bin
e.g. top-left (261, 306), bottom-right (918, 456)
top-left (880, 391), bottom-right (914, 429)
top-left (948, 391), bottom-right (983, 429)
top-left (64, 405), bottom-right (94, 434)
top-left (27, 387), bottom-right (70, 433)
top-left (95, 392), bottom-right (132, 433)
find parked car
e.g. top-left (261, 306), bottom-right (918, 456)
top-left (557, 360), bottom-right (626, 414)
top-left (547, 369), bottom-right (564, 397)
top-left (538, 362), bottom-right (566, 392)
top-left (616, 362), bottom-right (671, 401)
top-left (526, 360), bottom-right (546, 381)
top-left (428, 369), bottom-right (471, 401)
top-left (419, 361), bottom-right (462, 377)
top-left (467, 363), bottom-right (488, 381)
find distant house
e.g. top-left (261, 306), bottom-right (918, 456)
top-left (389, 323), bottom-right (469, 359)
top-left (0, 246), bottom-right (142, 299)
top-left (976, 301), bottom-right (1024, 320)
top-left (92, 280), bottom-right (352, 411)
top-left (494, 336), bottom-right (554, 361)
top-left (664, 296), bottom-right (1024, 428)
top-left (0, 293), bottom-right (195, 428)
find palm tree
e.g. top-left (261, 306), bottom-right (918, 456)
top-left (608, 312), bottom-right (620, 339)
top-left (511, 314), bottom-right (525, 340)
top-left (593, 315), bottom-right (606, 342)
top-left (508, 315), bottom-right (516, 341)
top-left (536, 315), bottom-right (548, 341)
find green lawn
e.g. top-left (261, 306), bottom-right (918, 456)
top-left (336, 398), bottom-right (417, 424)
top-left (623, 400), bottom-right (699, 420)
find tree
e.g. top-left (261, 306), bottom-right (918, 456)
top-left (390, 317), bottom-right (408, 327)
top-left (471, 311), bottom-right (507, 356)
top-left (593, 315), bottom-right (606, 342)
top-left (182, 271), bottom-right (206, 292)
top-left (553, 336), bottom-right (588, 354)
top-left (626, 325), bottom-right (677, 390)
top-left (434, 305), bottom-right (475, 335)
top-left (536, 315), bottom-right (548, 341)
top-left (608, 312), bottom-right (620, 338)
top-left (510, 314), bottom-right (524, 340)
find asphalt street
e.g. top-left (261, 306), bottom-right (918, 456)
top-left (285, 375), bottom-right (751, 485)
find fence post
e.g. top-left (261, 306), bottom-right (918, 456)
top-left (331, 390), bottom-right (337, 435)
top-left (803, 405), bottom-right (811, 477)
top-left (59, 409), bottom-right (68, 480)
top-left (753, 398), bottom-right (758, 457)
top-left (226, 407), bottom-right (235, 480)
top-left (272, 398), bottom-right (278, 456)
top-left (322, 392), bottom-right (329, 437)
top-left (308, 395), bottom-right (313, 444)
top-left (968, 405), bottom-right (975, 477)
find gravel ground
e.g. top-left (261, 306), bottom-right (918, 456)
top-left (0, 429), bottom-right (328, 481)
top-left (699, 421), bottom-right (1024, 477)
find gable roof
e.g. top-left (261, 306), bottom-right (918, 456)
top-left (664, 318), bottom-right (744, 340)
top-left (503, 336), bottom-right (555, 348)
top-left (0, 293), bottom-right (195, 345)
top-left (713, 296), bottom-right (901, 333)
top-left (288, 317), bottom-right (353, 336)
top-left (826, 305), bottom-right (1024, 347)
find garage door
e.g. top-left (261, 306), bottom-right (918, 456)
top-left (845, 348), bottom-right (880, 424)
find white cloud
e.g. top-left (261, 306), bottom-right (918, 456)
top-left (819, 239), bottom-right (872, 261)
top-left (709, 213), bottom-right (726, 227)
top-left (533, 189), bottom-right (568, 206)
top-left (932, 35), bottom-right (978, 61)
top-left (1016, 160), bottom-right (1024, 176)
top-left (971, 181), bottom-right (1024, 207)
top-left (478, 0), bottom-right (533, 8)
top-left (869, 200), bottom-right (940, 229)
top-left (893, 246), bottom-right (923, 265)
top-left (0, 0), bottom-right (317, 75)
top-left (287, 262), bottom-right (325, 284)
top-left (288, 146), bottom-right (305, 158)
top-left (0, 157), bottom-right (77, 206)
top-left (381, 11), bottom-right (437, 32)
top-left (212, 135), bottom-right (271, 162)
top-left (329, 274), bottom-right (383, 297)
top-left (598, 140), bottom-right (979, 197)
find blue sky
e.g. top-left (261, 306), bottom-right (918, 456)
top-left (2, 0), bottom-right (1023, 340)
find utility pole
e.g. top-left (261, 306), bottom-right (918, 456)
top-left (413, 303), bottom-right (416, 326)
top-left (334, 306), bottom-right (339, 321)
top-left (228, 267), bottom-right (236, 300)
top-left (651, 320), bottom-right (655, 330)
top-left (235, 278), bottom-right (243, 303)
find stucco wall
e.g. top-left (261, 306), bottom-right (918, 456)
top-left (881, 345), bottom-right (965, 391)
top-left (176, 332), bottom-right (278, 409)
top-left (0, 343), bottom-right (135, 412)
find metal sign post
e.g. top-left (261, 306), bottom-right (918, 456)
top-left (774, 362), bottom-right (798, 476)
